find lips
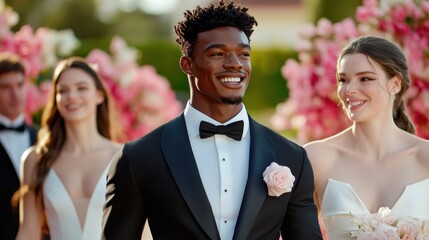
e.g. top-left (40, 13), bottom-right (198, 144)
top-left (64, 103), bottom-right (82, 111)
top-left (347, 99), bottom-right (366, 110)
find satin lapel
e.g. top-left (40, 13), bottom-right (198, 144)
top-left (233, 117), bottom-right (275, 240)
top-left (161, 115), bottom-right (220, 240)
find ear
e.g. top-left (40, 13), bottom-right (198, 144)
top-left (95, 90), bottom-right (105, 105)
top-left (388, 76), bottom-right (401, 94)
top-left (179, 56), bottom-right (194, 76)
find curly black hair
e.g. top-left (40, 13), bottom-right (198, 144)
top-left (174, 0), bottom-right (258, 56)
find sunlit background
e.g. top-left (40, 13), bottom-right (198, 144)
top-left (3, 0), bottom-right (414, 142)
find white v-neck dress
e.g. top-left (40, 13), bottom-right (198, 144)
top-left (322, 178), bottom-right (429, 239)
top-left (43, 166), bottom-right (110, 240)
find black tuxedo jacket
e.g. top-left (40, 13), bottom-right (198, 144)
top-left (103, 114), bottom-right (321, 240)
top-left (0, 125), bottom-right (37, 240)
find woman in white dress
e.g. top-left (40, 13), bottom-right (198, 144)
top-left (304, 36), bottom-right (429, 239)
top-left (16, 57), bottom-right (121, 240)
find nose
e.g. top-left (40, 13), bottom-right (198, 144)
top-left (345, 81), bottom-right (358, 95)
top-left (63, 89), bottom-right (78, 99)
top-left (10, 86), bottom-right (21, 99)
top-left (224, 53), bottom-right (243, 70)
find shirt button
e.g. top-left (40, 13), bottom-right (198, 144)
top-left (224, 189), bottom-right (227, 192)
top-left (224, 220), bottom-right (227, 223)
top-left (222, 158), bottom-right (225, 161)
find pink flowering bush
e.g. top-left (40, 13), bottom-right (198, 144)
top-left (0, 2), bottom-right (182, 141)
top-left (0, 1), bottom-right (80, 124)
top-left (272, 0), bottom-right (429, 142)
top-left (87, 37), bottom-right (182, 142)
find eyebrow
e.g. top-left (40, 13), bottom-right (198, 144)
top-left (338, 71), bottom-right (376, 76)
top-left (57, 81), bottom-right (90, 87)
top-left (204, 43), bottom-right (251, 51)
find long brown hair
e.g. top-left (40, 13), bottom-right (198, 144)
top-left (337, 36), bottom-right (416, 134)
top-left (31, 57), bottom-right (115, 231)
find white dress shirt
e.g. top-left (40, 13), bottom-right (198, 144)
top-left (183, 102), bottom-right (250, 240)
top-left (0, 114), bottom-right (31, 178)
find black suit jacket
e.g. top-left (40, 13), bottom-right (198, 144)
top-left (0, 125), bottom-right (37, 240)
top-left (103, 114), bottom-right (321, 240)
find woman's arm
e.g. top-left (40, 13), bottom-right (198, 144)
top-left (16, 147), bottom-right (43, 240)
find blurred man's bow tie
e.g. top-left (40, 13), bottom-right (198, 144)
top-left (0, 123), bottom-right (25, 132)
top-left (199, 120), bottom-right (243, 141)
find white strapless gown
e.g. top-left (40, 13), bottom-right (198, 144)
top-left (43, 166), bottom-right (110, 240)
top-left (322, 178), bottom-right (429, 240)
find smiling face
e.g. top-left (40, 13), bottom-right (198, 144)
top-left (337, 53), bottom-right (400, 123)
top-left (181, 26), bottom-right (251, 113)
top-left (55, 68), bottom-right (104, 124)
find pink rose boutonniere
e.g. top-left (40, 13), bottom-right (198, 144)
top-left (262, 162), bottom-right (295, 197)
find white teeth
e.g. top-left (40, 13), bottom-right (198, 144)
top-left (221, 77), bottom-right (241, 83)
top-left (349, 101), bottom-right (364, 107)
top-left (66, 103), bottom-right (81, 109)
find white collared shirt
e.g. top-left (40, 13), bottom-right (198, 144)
top-left (0, 114), bottom-right (31, 177)
top-left (184, 102), bottom-right (250, 240)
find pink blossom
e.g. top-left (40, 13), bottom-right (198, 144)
top-left (422, 2), bottom-right (429, 13)
top-left (356, 0), bottom-right (381, 23)
top-left (0, 7), bottom-right (15, 38)
top-left (334, 18), bottom-right (360, 42)
top-left (87, 49), bottom-right (118, 83)
top-left (316, 18), bottom-right (334, 38)
top-left (396, 218), bottom-right (419, 239)
top-left (86, 37), bottom-right (182, 142)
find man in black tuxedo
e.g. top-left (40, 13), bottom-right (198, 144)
top-left (0, 53), bottom-right (37, 240)
top-left (102, 1), bottom-right (322, 239)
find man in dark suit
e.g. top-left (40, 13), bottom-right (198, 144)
top-left (0, 53), bottom-right (37, 240)
top-left (102, 1), bottom-right (322, 239)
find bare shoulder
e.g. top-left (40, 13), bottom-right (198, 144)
top-left (304, 133), bottom-right (347, 163)
top-left (109, 141), bottom-right (123, 152)
top-left (304, 139), bottom-right (335, 172)
top-left (304, 139), bottom-right (336, 159)
top-left (103, 140), bottom-right (123, 160)
top-left (22, 147), bottom-right (39, 168)
top-left (303, 129), bottom-right (351, 174)
top-left (413, 136), bottom-right (429, 167)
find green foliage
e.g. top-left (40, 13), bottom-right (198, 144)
top-left (246, 48), bottom-right (296, 110)
top-left (7, 0), bottom-right (110, 38)
top-left (312, 0), bottom-right (362, 23)
top-left (73, 37), bottom-right (112, 56)
top-left (136, 40), bottom-right (188, 97)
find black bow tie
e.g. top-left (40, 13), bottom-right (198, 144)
top-left (0, 123), bottom-right (25, 132)
top-left (199, 120), bottom-right (244, 141)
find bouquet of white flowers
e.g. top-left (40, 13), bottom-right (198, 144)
top-left (351, 207), bottom-right (429, 240)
